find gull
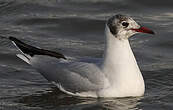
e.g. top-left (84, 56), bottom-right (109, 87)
top-left (9, 14), bottom-right (154, 98)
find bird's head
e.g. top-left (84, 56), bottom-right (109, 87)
top-left (106, 14), bottom-right (154, 40)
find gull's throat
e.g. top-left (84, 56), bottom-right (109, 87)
top-left (101, 25), bottom-right (145, 96)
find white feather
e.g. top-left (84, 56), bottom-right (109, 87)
top-left (17, 54), bottom-right (30, 64)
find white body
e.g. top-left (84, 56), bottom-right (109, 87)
top-left (17, 25), bottom-right (145, 97)
top-left (99, 26), bottom-right (145, 97)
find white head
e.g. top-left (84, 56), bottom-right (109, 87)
top-left (106, 14), bottom-right (154, 40)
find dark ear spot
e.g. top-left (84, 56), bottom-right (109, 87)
top-left (107, 16), bottom-right (117, 35)
top-left (109, 24), bottom-right (117, 35)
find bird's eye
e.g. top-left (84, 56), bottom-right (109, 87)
top-left (122, 22), bottom-right (129, 28)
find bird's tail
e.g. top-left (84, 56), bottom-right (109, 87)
top-left (9, 37), bottom-right (66, 64)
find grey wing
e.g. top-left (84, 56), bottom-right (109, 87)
top-left (30, 56), bottom-right (107, 93)
top-left (9, 37), bottom-right (107, 93)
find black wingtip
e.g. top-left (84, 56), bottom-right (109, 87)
top-left (9, 36), bottom-right (16, 41)
top-left (9, 36), bottom-right (14, 40)
top-left (9, 36), bottom-right (21, 43)
top-left (9, 36), bottom-right (67, 60)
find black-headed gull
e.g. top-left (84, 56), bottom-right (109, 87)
top-left (9, 14), bottom-right (154, 97)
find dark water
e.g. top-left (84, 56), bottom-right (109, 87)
top-left (0, 0), bottom-right (173, 110)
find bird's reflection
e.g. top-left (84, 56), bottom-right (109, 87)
top-left (17, 87), bottom-right (143, 110)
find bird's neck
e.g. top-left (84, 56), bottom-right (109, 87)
top-left (102, 26), bottom-right (144, 93)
